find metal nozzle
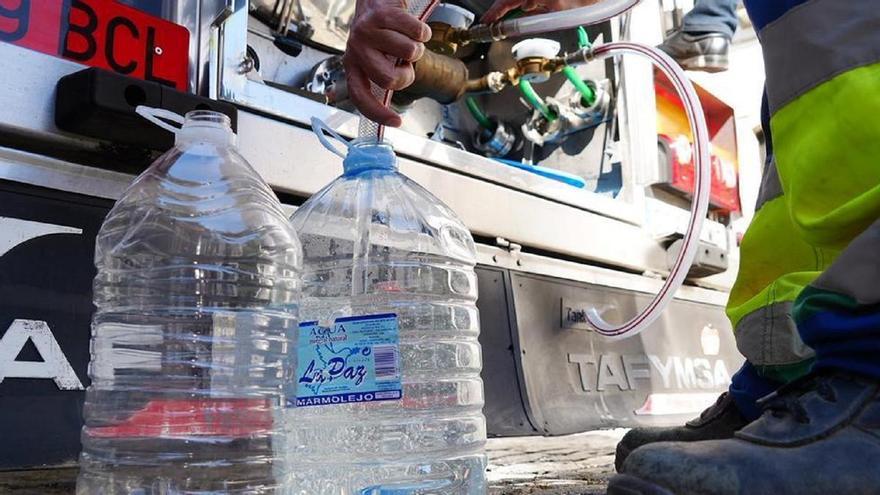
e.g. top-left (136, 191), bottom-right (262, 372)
top-left (474, 120), bottom-right (517, 157)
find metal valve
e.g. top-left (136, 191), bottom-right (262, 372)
top-left (474, 119), bottom-right (518, 157)
top-left (522, 79), bottom-right (611, 145)
top-left (511, 39), bottom-right (561, 83)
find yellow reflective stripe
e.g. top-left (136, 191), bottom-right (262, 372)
top-left (726, 196), bottom-right (834, 329)
top-left (770, 62), bottom-right (880, 251)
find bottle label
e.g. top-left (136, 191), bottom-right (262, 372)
top-left (289, 313), bottom-right (402, 408)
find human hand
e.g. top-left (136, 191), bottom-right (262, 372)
top-left (482, 0), bottom-right (601, 24)
top-left (344, 0), bottom-right (432, 127)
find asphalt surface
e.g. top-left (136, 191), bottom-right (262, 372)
top-left (0, 430), bottom-right (626, 494)
top-left (487, 429), bottom-right (626, 495)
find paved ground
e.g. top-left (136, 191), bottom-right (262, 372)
top-left (487, 430), bottom-right (626, 495)
top-left (0, 467), bottom-right (77, 495)
top-left (0, 430), bottom-right (626, 494)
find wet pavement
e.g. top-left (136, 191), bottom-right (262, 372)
top-left (487, 429), bottom-right (626, 495)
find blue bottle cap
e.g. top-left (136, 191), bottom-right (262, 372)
top-left (342, 139), bottom-right (398, 177)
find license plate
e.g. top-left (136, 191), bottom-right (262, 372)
top-left (0, 0), bottom-right (190, 90)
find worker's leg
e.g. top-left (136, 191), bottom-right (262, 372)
top-left (772, 60), bottom-right (880, 379)
top-left (614, 141), bottom-right (821, 471)
top-left (658, 0), bottom-right (738, 72)
top-left (612, 162), bottom-right (880, 493)
top-left (795, 222), bottom-right (880, 377)
top-left (611, 96), bottom-right (880, 492)
top-left (610, 2), bottom-right (880, 490)
top-left (722, 149), bottom-right (831, 415)
top-left (680, 0), bottom-right (738, 38)
top-left (614, 96), bottom-right (815, 467)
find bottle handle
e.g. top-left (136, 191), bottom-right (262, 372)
top-left (135, 106), bottom-right (185, 134)
top-left (311, 117), bottom-right (350, 159)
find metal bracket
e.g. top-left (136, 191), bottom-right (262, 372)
top-left (496, 237), bottom-right (522, 254)
top-left (215, 0), bottom-right (247, 26)
top-left (496, 237), bottom-right (523, 266)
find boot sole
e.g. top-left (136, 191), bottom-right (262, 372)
top-left (679, 54), bottom-right (729, 73)
top-left (607, 473), bottom-right (676, 495)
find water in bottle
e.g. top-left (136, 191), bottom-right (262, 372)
top-left (77, 110), bottom-right (302, 494)
top-left (283, 121), bottom-right (486, 494)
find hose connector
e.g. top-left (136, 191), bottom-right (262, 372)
top-left (462, 22), bottom-right (508, 43)
top-left (465, 71), bottom-right (509, 94)
top-left (427, 23), bottom-right (468, 55)
top-left (474, 119), bottom-right (518, 157)
top-left (563, 46), bottom-right (597, 66)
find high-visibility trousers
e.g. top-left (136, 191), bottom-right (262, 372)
top-left (727, 0), bottom-right (880, 381)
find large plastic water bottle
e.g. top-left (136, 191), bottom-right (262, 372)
top-left (78, 109), bottom-right (302, 494)
top-left (283, 121), bottom-right (486, 494)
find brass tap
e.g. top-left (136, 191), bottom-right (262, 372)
top-left (426, 22), bottom-right (470, 56)
top-left (515, 57), bottom-right (565, 83)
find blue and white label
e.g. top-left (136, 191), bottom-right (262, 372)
top-left (290, 313), bottom-right (402, 408)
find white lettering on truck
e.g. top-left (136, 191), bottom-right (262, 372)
top-left (569, 353), bottom-right (731, 392)
top-left (0, 217), bottom-right (85, 390)
top-left (0, 217), bottom-right (83, 257)
top-left (0, 319), bottom-right (84, 390)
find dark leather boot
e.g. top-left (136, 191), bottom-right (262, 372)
top-left (657, 30), bottom-right (730, 73)
top-left (614, 392), bottom-right (749, 472)
top-left (608, 373), bottom-right (880, 495)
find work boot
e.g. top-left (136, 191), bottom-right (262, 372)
top-left (657, 30), bottom-right (730, 73)
top-left (608, 373), bottom-right (880, 495)
top-left (614, 392), bottom-right (748, 471)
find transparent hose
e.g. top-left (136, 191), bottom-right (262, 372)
top-left (509, 0), bottom-right (639, 37)
top-left (585, 42), bottom-right (711, 340)
top-left (357, 0), bottom-right (442, 141)
top-left (467, 0), bottom-right (640, 42)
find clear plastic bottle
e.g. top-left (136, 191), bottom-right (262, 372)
top-left (78, 110), bottom-right (302, 494)
top-left (285, 133), bottom-right (486, 494)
